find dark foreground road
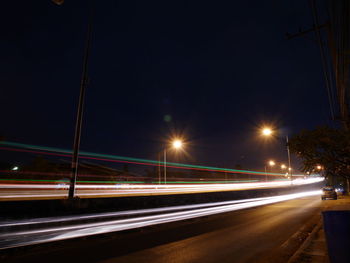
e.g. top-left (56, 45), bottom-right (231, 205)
top-left (1, 194), bottom-right (338, 263)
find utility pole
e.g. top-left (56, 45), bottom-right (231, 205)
top-left (286, 2), bottom-right (336, 123)
top-left (158, 152), bottom-right (161, 184)
top-left (68, 5), bottom-right (94, 199)
top-left (164, 148), bottom-right (167, 184)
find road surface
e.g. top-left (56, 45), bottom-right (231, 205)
top-left (1, 191), bottom-right (339, 263)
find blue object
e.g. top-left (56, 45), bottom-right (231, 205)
top-left (322, 210), bottom-right (350, 263)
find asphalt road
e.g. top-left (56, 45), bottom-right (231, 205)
top-left (1, 194), bottom-right (333, 263)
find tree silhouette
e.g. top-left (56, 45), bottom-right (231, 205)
top-left (289, 126), bottom-right (350, 192)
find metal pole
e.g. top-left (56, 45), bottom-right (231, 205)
top-left (68, 9), bottom-right (93, 199)
top-left (286, 135), bottom-right (292, 186)
top-left (265, 166), bottom-right (267, 182)
top-left (158, 153), bottom-right (161, 184)
top-left (164, 148), bottom-right (167, 184)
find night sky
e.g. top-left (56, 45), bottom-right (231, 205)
top-left (0, 1), bottom-right (331, 171)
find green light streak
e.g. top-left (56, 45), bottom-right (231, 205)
top-left (0, 141), bottom-right (289, 176)
top-left (0, 178), bottom-right (70, 183)
top-left (0, 178), bottom-right (259, 184)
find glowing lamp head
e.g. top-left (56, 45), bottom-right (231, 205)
top-left (172, 140), bottom-right (183, 149)
top-left (316, 165), bottom-right (322, 170)
top-left (281, 164), bottom-right (286, 169)
top-left (268, 160), bottom-right (275, 166)
top-left (261, 127), bottom-right (273, 137)
top-left (262, 128), bottom-right (272, 136)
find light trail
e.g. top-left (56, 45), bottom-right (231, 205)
top-left (0, 142), bottom-right (311, 176)
top-left (0, 196), bottom-right (270, 228)
top-left (0, 178), bottom-right (324, 200)
top-left (0, 141), bottom-right (323, 201)
top-left (0, 190), bottom-right (321, 250)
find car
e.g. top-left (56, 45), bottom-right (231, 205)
top-left (321, 186), bottom-right (337, 200)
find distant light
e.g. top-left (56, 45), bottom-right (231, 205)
top-left (268, 160), bottom-right (275, 166)
top-left (316, 165), bottom-right (322, 170)
top-left (11, 166), bottom-right (19, 171)
top-left (288, 167), bottom-right (292, 171)
top-left (262, 128), bottom-right (273, 136)
top-left (281, 164), bottom-right (286, 169)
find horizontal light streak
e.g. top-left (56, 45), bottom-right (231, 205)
top-left (0, 178), bottom-right (324, 200)
top-left (0, 145), bottom-right (283, 176)
top-left (0, 142), bottom-right (310, 176)
top-left (0, 197), bottom-right (269, 228)
top-left (0, 177), bottom-right (323, 189)
top-left (0, 190), bottom-right (322, 249)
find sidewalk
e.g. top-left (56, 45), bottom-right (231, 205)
top-left (289, 195), bottom-right (350, 263)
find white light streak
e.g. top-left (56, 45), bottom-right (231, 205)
top-left (0, 178), bottom-right (324, 200)
top-left (0, 190), bottom-right (321, 250)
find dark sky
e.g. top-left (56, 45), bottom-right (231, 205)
top-left (0, 0), bottom-right (331, 171)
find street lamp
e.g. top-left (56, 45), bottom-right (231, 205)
top-left (163, 139), bottom-right (184, 184)
top-left (264, 160), bottom-right (275, 182)
top-left (261, 127), bottom-right (293, 185)
top-left (172, 140), bottom-right (183, 149)
top-left (262, 127), bottom-right (273, 136)
top-left (281, 164), bottom-right (286, 170)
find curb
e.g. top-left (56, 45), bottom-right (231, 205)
top-left (287, 218), bottom-right (323, 263)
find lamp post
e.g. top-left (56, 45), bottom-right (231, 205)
top-left (261, 127), bottom-right (293, 185)
top-left (163, 139), bottom-right (183, 184)
top-left (286, 135), bottom-right (292, 184)
top-left (265, 160), bottom-right (275, 181)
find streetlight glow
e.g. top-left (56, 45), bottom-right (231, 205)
top-left (258, 125), bottom-right (292, 185)
top-left (163, 138), bottom-right (185, 185)
top-left (262, 127), bottom-right (273, 136)
top-left (172, 140), bottom-right (183, 149)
